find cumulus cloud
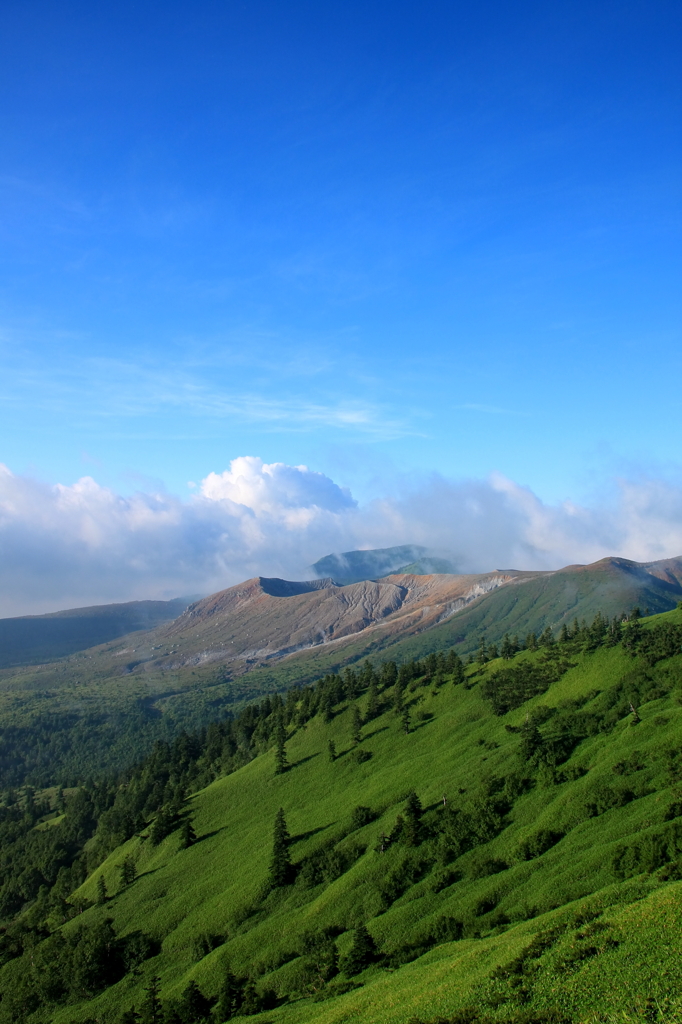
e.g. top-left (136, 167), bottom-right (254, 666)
top-left (1, 457), bottom-right (681, 616)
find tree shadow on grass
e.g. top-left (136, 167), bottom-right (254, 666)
top-left (194, 825), bottom-right (228, 844)
top-left (289, 751), bottom-right (320, 769)
top-left (363, 725), bottom-right (389, 740)
top-left (290, 823), bottom-right (333, 845)
top-left (410, 716), bottom-right (435, 733)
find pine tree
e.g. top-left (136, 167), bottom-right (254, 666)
top-left (320, 688), bottom-right (334, 724)
top-left (240, 981), bottom-right (262, 1015)
top-left (150, 805), bottom-right (175, 846)
top-left (403, 790), bottom-right (422, 845)
top-left (350, 704), bottom-right (362, 744)
top-left (342, 667), bottom-right (358, 700)
top-left (340, 924), bottom-right (377, 975)
top-left (393, 680), bottom-right (405, 714)
top-left (179, 817), bottom-right (197, 849)
top-left (448, 650), bottom-right (465, 684)
top-left (500, 633), bottom-right (515, 659)
top-left (365, 679), bottom-right (379, 720)
top-left (269, 807), bottom-right (293, 887)
top-left (215, 965), bottom-right (242, 1021)
top-left (274, 715), bottom-right (288, 775)
top-left (559, 622), bottom-right (571, 644)
top-left (119, 855), bottom-right (136, 888)
top-left (96, 874), bottom-right (107, 904)
top-left (400, 706), bottom-right (410, 735)
top-left (178, 979), bottom-right (212, 1021)
top-left (519, 719), bottom-right (544, 762)
top-left (139, 976), bottom-right (163, 1024)
top-left (525, 631), bottom-right (538, 652)
top-left (476, 636), bottom-right (488, 664)
top-left (328, 739), bottom-right (336, 762)
top-left (380, 661), bottom-right (397, 689)
top-left (117, 1008), bottom-right (140, 1024)
top-left (539, 626), bottom-right (555, 647)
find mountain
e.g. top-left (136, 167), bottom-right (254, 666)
top-left (372, 554), bottom-right (682, 665)
top-left (2, 606), bottom-right (681, 1022)
top-left (0, 597), bottom-right (193, 669)
top-left (1, 555), bottom-right (681, 786)
top-left (310, 545), bottom-right (458, 584)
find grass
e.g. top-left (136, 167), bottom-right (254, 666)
top-left (30, 610), bottom-right (682, 1023)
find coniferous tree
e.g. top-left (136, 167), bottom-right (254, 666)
top-left (274, 715), bottom-right (288, 775)
top-left (320, 688), bottom-right (334, 724)
top-left (150, 806), bottom-right (176, 846)
top-left (178, 979), bottom-right (211, 1022)
top-left (476, 636), bottom-right (488, 664)
top-left (340, 923), bottom-right (377, 975)
top-left (448, 650), bottom-right (465, 684)
top-left (139, 976), bottom-right (163, 1024)
top-left (519, 719), bottom-right (544, 763)
top-left (269, 807), bottom-right (293, 887)
top-left (400, 706), bottom-right (410, 735)
top-left (393, 679), bottom-right (405, 714)
top-left (500, 634), bottom-right (515, 659)
top-left (328, 739), bottom-right (336, 762)
top-left (240, 981), bottom-right (262, 1015)
top-left (539, 626), bottom-right (555, 648)
top-left (365, 679), bottom-right (379, 720)
top-left (525, 631), bottom-right (538, 652)
top-left (215, 965), bottom-right (242, 1021)
top-left (342, 667), bottom-right (358, 700)
top-left (96, 874), bottom-right (107, 904)
top-left (179, 817), bottom-right (197, 849)
top-left (403, 790), bottom-right (422, 845)
top-left (117, 1008), bottom-right (140, 1024)
top-left (119, 855), bottom-right (136, 888)
top-left (380, 661), bottom-right (397, 689)
top-left (559, 622), bottom-right (571, 644)
top-left (350, 704), bottom-right (362, 744)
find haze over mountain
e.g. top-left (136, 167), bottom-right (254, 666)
top-left (310, 546), bottom-right (458, 585)
top-left (0, 598), bottom-right (193, 669)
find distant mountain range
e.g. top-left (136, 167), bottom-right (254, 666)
top-left (0, 597), bottom-right (192, 669)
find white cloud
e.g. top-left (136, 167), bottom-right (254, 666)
top-left (0, 457), bottom-right (681, 616)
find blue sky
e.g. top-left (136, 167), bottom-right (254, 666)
top-left (0, 1), bottom-right (681, 610)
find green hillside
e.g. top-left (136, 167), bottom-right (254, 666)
top-left (1, 607), bottom-right (681, 1023)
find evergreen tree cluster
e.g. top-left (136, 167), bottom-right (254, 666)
top-left (119, 966), bottom-right (276, 1024)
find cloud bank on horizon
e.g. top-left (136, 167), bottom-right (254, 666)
top-left (1, 455), bottom-right (681, 617)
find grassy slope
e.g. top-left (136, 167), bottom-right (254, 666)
top-left (41, 609), bottom-right (682, 1023)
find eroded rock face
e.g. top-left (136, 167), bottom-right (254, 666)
top-left (156, 569), bottom-right (534, 671)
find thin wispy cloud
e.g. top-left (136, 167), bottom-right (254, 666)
top-left (0, 340), bottom-right (413, 440)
